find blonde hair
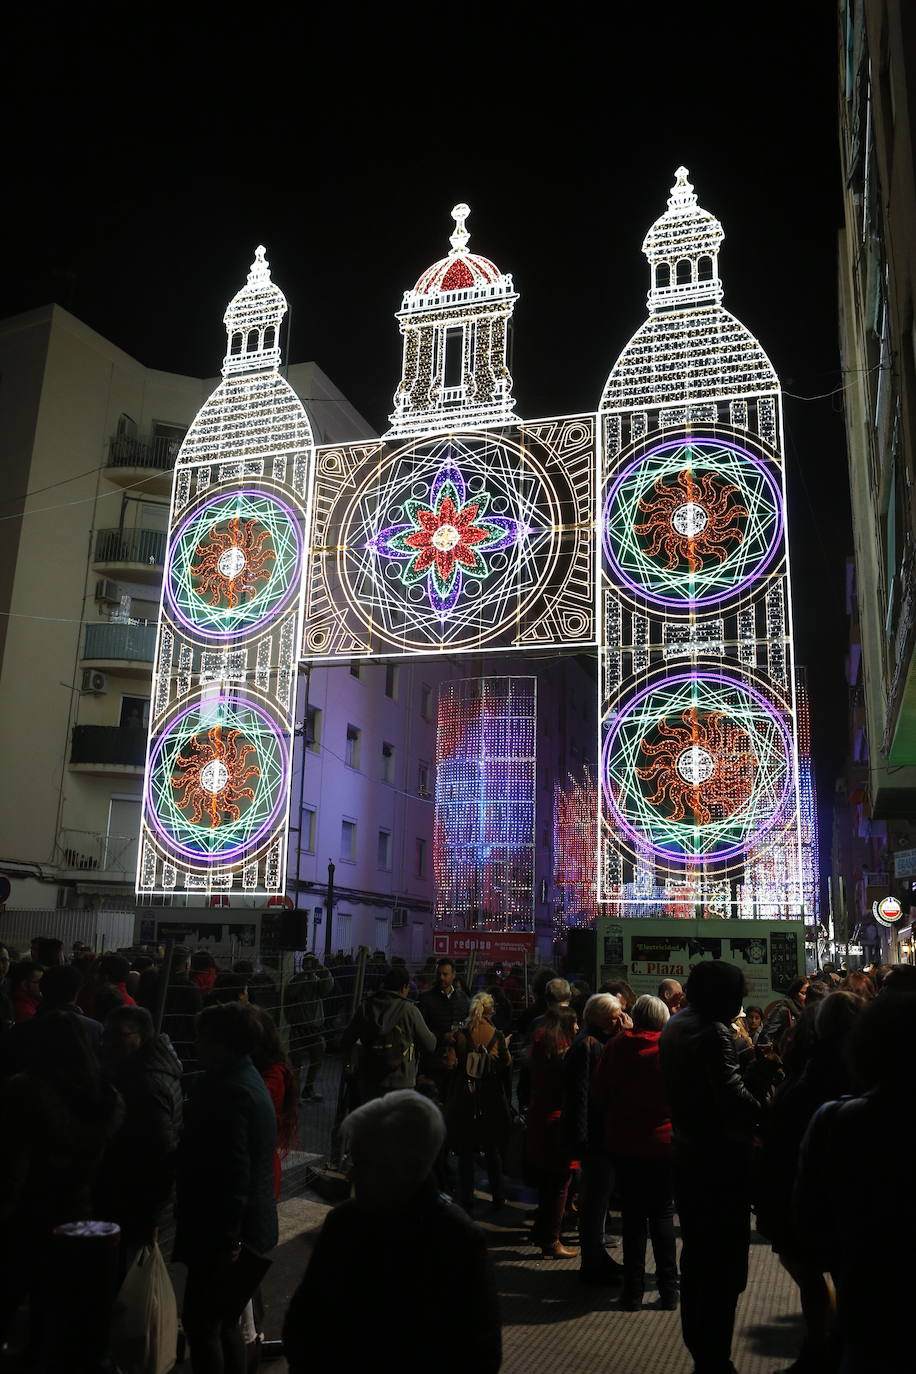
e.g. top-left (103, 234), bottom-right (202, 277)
top-left (467, 992), bottom-right (494, 1031)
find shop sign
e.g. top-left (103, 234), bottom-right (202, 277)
top-left (894, 849), bottom-right (916, 878)
top-left (873, 896), bottom-right (903, 927)
top-left (433, 931), bottom-right (535, 961)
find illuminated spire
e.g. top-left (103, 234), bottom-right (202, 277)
top-left (642, 166), bottom-right (725, 313)
top-left (222, 245), bottom-right (288, 377)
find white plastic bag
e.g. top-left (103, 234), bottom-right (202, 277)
top-left (110, 1242), bottom-right (178, 1374)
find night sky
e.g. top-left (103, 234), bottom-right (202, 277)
top-left (3, 3), bottom-right (849, 862)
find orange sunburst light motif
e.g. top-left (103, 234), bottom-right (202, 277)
top-left (636, 706), bottom-right (757, 825)
top-left (171, 725), bottom-right (260, 827)
top-left (190, 516), bottom-right (276, 609)
top-left (634, 469), bottom-right (747, 573)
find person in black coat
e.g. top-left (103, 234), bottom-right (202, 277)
top-left (283, 1090), bottom-right (501, 1374)
top-left (418, 958), bottom-right (470, 1091)
top-left (96, 1005), bottom-right (183, 1257)
top-left (174, 1002), bottom-right (278, 1374)
top-left (659, 961), bottom-right (762, 1374)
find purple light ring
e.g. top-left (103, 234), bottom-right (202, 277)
top-left (144, 693), bottom-right (289, 864)
top-left (601, 670), bottom-right (793, 865)
top-left (164, 488), bottom-right (304, 641)
top-left (602, 437), bottom-right (784, 609)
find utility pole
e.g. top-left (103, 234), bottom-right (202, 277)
top-left (323, 859), bottom-right (335, 965)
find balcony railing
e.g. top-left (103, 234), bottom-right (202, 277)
top-left (70, 724), bottom-right (147, 768)
top-left (108, 433), bottom-right (184, 470)
top-left (94, 528), bottom-right (166, 567)
top-left (58, 828), bottom-right (139, 875)
top-left (84, 621), bottom-right (157, 662)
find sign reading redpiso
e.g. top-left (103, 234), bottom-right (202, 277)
top-left (433, 931), bottom-right (536, 962)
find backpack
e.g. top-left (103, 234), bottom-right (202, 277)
top-left (463, 1030), bottom-right (498, 1088)
top-left (365, 1015), bottom-right (414, 1080)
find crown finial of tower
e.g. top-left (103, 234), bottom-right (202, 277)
top-left (449, 203), bottom-right (471, 254)
top-left (667, 167), bottom-right (698, 212)
top-left (247, 245), bottom-right (271, 285)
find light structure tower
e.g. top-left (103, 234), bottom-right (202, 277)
top-left (598, 169), bottom-right (804, 919)
top-left (138, 248), bottom-right (313, 897)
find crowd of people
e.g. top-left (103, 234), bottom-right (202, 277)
top-left (1, 934), bottom-right (914, 1373)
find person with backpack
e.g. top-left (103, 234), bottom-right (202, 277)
top-left (341, 966), bottom-right (436, 1104)
top-left (447, 993), bottom-right (513, 1215)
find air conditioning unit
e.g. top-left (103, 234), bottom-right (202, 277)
top-left (81, 669), bottom-right (108, 695)
top-left (392, 906), bottom-right (408, 929)
top-left (94, 579), bottom-right (121, 604)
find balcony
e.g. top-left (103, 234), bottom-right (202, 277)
top-left (70, 724), bottom-right (147, 774)
top-left (105, 433), bottom-right (182, 497)
top-left (93, 528), bottom-right (166, 584)
top-left (83, 622), bottom-right (156, 678)
top-left (57, 828), bottom-right (139, 879)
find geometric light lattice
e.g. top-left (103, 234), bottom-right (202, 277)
top-left (164, 489), bottom-right (303, 640)
top-left (603, 437), bottom-right (783, 609)
top-left (337, 431), bottom-right (566, 652)
top-left (144, 694), bottom-right (289, 864)
top-left (602, 672), bottom-right (793, 865)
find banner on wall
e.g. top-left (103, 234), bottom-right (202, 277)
top-left (433, 931), bottom-right (536, 962)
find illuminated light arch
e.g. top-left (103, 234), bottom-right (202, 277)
top-left (145, 694), bottom-right (289, 864)
top-left (602, 436), bottom-right (783, 610)
top-left (165, 488), bottom-right (304, 640)
top-left (602, 671), bottom-right (793, 865)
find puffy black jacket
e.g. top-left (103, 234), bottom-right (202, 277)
top-left (659, 1007), bottom-right (760, 1156)
top-left (418, 986), bottom-right (470, 1046)
top-left (562, 1026), bottom-right (613, 1154)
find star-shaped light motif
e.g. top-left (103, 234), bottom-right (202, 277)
top-left (369, 454), bottom-right (523, 618)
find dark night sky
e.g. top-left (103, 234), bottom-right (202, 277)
top-left (3, 3), bottom-right (850, 850)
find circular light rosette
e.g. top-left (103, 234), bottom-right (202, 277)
top-left (145, 695), bottom-right (288, 863)
top-left (603, 437), bottom-right (783, 608)
top-left (165, 489), bottom-right (302, 639)
top-left (602, 672), bottom-right (792, 864)
top-left (337, 432), bottom-right (560, 652)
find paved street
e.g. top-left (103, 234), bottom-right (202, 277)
top-left (228, 1184), bottom-right (802, 1374)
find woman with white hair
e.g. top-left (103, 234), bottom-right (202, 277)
top-left (283, 1090), bottom-right (502, 1371)
top-left (447, 992), bottom-right (512, 1215)
top-left (595, 993), bottom-right (677, 1310)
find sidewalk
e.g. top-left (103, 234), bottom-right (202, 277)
top-left (242, 1189), bottom-right (803, 1374)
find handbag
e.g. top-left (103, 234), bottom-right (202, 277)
top-left (110, 1241), bottom-right (179, 1374)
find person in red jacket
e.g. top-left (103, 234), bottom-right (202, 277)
top-left (596, 993), bottom-right (676, 1310)
top-left (11, 962), bottom-right (43, 1021)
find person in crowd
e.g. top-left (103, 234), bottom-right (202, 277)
top-left (207, 970), bottom-right (249, 1006)
top-left (514, 966), bottom-right (559, 1038)
top-left (99, 952), bottom-right (137, 1006)
top-left (484, 981), bottom-right (514, 1035)
top-left (880, 962), bottom-right (916, 995)
top-left (660, 961), bottom-right (762, 1374)
top-left (242, 962), bottom-right (281, 1021)
top-left (418, 957), bottom-right (471, 1092)
top-left (285, 954), bottom-right (334, 1103)
top-left (756, 990), bottom-right (864, 1373)
top-left (341, 964), bottom-right (436, 1103)
top-left (174, 1003), bottom-right (278, 1374)
top-left (527, 1005), bottom-right (580, 1258)
top-left (448, 992), bottom-right (512, 1215)
top-left (843, 969), bottom-right (874, 1001)
top-left (93, 980), bottom-right (126, 1023)
top-left (152, 947), bottom-right (203, 1068)
top-left (283, 1090), bottom-right (501, 1373)
top-left (96, 1005), bottom-right (183, 1261)
top-left (0, 1011), bottom-right (124, 1360)
top-left (502, 965), bottom-right (525, 1011)
top-left (599, 995), bottom-right (677, 1311)
top-left (796, 993), bottom-right (916, 1371)
top-left (37, 964), bottom-right (104, 1047)
top-left (563, 992), bottom-right (626, 1284)
top-left (246, 1005), bottom-right (299, 1199)
top-left (745, 1005), bottom-right (765, 1043)
top-left (599, 978), bottom-right (637, 1012)
top-left (30, 936), bottom-right (64, 968)
top-left (189, 950), bottom-right (218, 997)
top-left (11, 960), bottom-right (43, 1021)
top-left (763, 975), bottom-right (808, 1053)
top-left (570, 979), bottom-right (592, 1022)
top-left (0, 944), bottom-right (15, 1028)
top-left (658, 979), bottom-right (683, 1014)
top-left (390, 954), bottom-right (419, 1001)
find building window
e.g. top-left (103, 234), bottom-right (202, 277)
top-left (418, 761), bottom-right (431, 797)
top-left (341, 818), bottom-right (357, 862)
top-left (345, 724), bottom-right (361, 769)
top-left (374, 916), bottom-right (390, 952)
top-left (381, 741), bottom-right (395, 784)
top-left (302, 805), bottom-right (316, 853)
top-left (420, 683), bottom-right (432, 720)
top-left (385, 663), bottom-right (399, 699)
top-left (349, 661), bottom-right (361, 679)
top-left (415, 836), bottom-right (427, 878)
top-left (377, 828), bottom-right (392, 871)
top-left (305, 705), bottom-right (321, 753)
top-left (120, 696), bottom-right (150, 729)
top-left (334, 911), bottom-right (352, 953)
